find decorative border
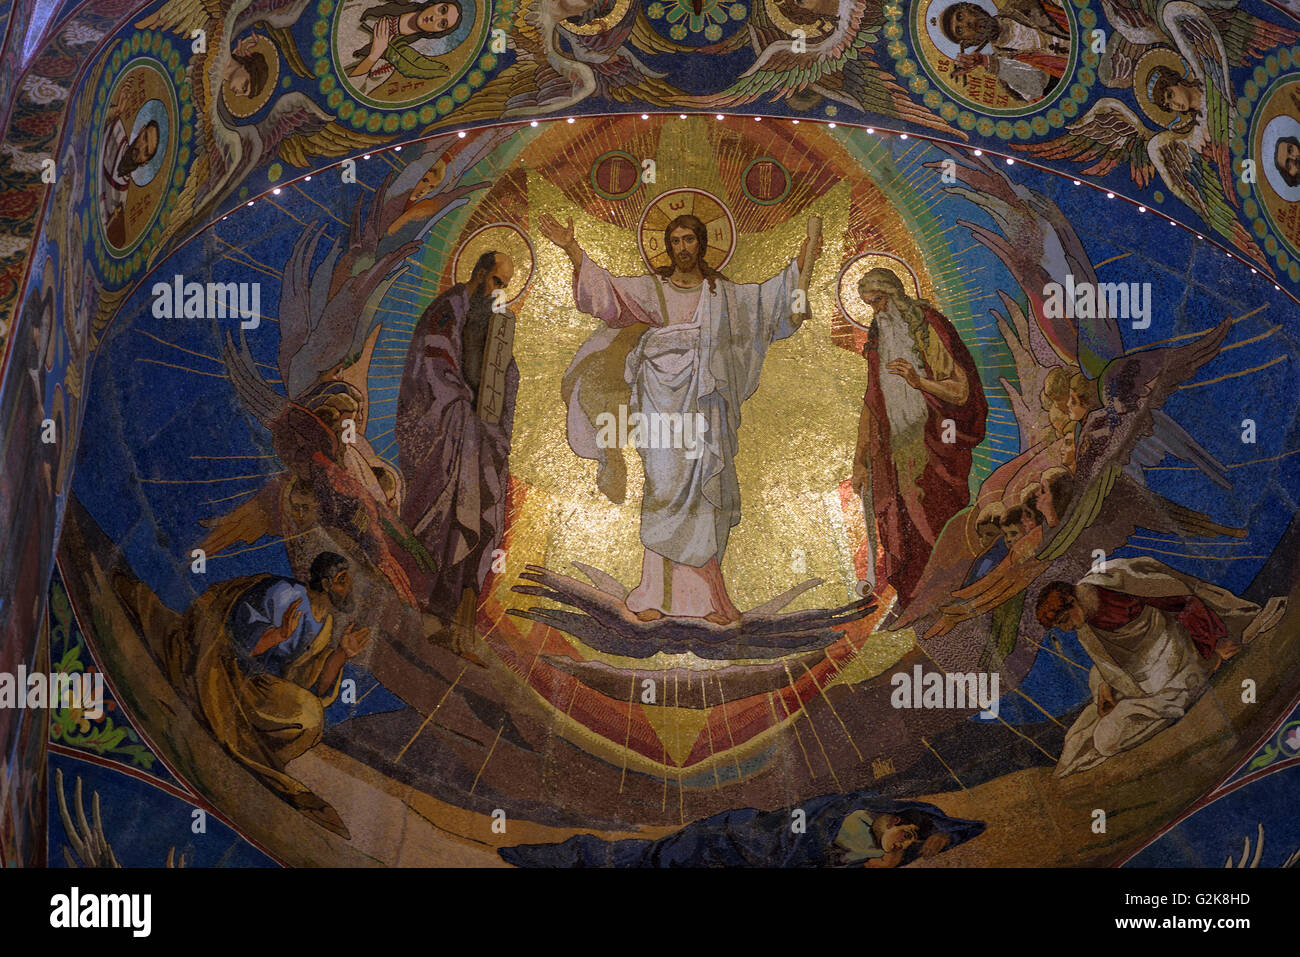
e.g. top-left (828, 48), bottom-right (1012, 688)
top-left (313, 0), bottom-right (512, 132)
top-left (87, 32), bottom-right (193, 287)
top-left (1234, 45), bottom-right (1300, 284)
top-left (884, 0), bottom-right (1098, 139)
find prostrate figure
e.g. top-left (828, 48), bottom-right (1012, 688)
top-left (851, 267), bottom-right (987, 605)
top-left (397, 250), bottom-right (518, 657)
top-left (1035, 556), bottom-right (1287, 777)
top-left (541, 211), bottom-right (821, 625)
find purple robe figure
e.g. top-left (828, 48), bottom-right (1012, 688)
top-left (395, 254), bottom-right (518, 623)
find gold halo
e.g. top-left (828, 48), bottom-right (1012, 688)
top-left (637, 188), bottom-right (736, 274)
top-left (222, 35), bottom-right (280, 119)
top-left (453, 222), bottom-right (535, 304)
top-left (559, 0), bottom-right (632, 34)
top-left (1133, 48), bottom-right (1186, 129)
top-left (836, 252), bottom-right (921, 330)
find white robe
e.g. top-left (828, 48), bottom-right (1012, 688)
top-left (1056, 557), bottom-right (1285, 777)
top-left (567, 254), bottom-right (803, 615)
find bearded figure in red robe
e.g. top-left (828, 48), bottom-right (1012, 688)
top-left (851, 268), bottom-right (987, 606)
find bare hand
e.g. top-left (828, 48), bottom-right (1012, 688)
top-left (952, 53), bottom-right (988, 80)
top-left (920, 833), bottom-right (950, 857)
top-left (537, 213), bottom-right (576, 252)
top-left (1096, 681), bottom-right (1116, 717)
top-left (371, 16), bottom-right (393, 57)
top-left (886, 359), bottom-right (922, 389)
top-left (341, 623), bottom-right (371, 658)
top-left (251, 597), bottom-right (304, 655)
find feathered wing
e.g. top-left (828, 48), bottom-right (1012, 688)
top-left (699, 0), bottom-right (962, 137)
top-left (1039, 318), bottom-right (1233, 560)
top-left (937, 147), bottom-right (1121, 374)
top-left (1157, 0), bottom-right (1268, 270)
top-left (1017, 98), bottom-right (1157, 187)
top-left (1099, 0), bottom-right (1296, 67)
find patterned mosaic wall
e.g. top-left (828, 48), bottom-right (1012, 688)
top-left (1, 0), bottom-right (1299, 868)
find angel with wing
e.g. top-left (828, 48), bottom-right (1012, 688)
top-left (1017, 1), bottom-right (1266, 266)
top-left (1096, 0), bottom-right (1299, 88)
top-left (890, 151), bottom-right (1244, 646)
top-left (135, 0), bottom-right (386, 265)
top-left (693, 0), bottom-right (961, 136)
top-left (489, 0), bottom-right (685, 117)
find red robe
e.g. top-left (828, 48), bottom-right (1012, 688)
top-left (860, 307), bottom-right (987, 603)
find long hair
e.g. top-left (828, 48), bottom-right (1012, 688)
top-left (354, 1), bottom-right (463, 59)
top-left (231, 47), bottom-right (269, 98)
top-left (653, 214), bottom-right (726, 292)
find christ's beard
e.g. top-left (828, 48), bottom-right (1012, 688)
top-left (674, 252), bottom-right (697, 271)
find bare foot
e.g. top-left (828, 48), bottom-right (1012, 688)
top-left (705, 612), bottom-right (739, 626)
top-left (634, 608), bottom-right (663, 622)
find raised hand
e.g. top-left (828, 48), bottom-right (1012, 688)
top-left (341, 623), bottom-right (372, 658)
top-left (537, 213), bottom-right (576, 251)
top-left (371, 16), bottom-right (394, 57)
top-left (251, 597), bottom-right (305, 655)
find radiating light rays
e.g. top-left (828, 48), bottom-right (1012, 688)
top-left (138, 470), bottom-right (285, 485)
top-left (211, 234), bottom-right (283, 281)
top-left (134, 358), bottom-right (231, 380)
top-left (920, 736), bottom-right (966, 790)
top-left (469, 724), bottom-right (506, 796)
top-left (134, 329), bottom-right (280, 377)
top-left (913, 642), bottom-right (1060, 764)
top-left (1178, 355), bottom-right (1287, 390)
top-left (289, 183), bottom-right (350, 228)
top-left (395, 665), bottom-right (467, 764)
top-left (1019, 633), bottom-right (1090, 673)
top-left (1144, 448), bottom-right (1300, 472)
top-left (1131, 306), bottom-right (1267, 352)
top-left (206, 527), bottom-right (313, 559)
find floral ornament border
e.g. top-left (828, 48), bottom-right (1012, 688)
top-left (87, 31), bottom-right (194, 288)
top-left (1233, 46), bottom-right (1300, 285)
top-left (645, 0), bottom-right (749, 44)
top-left (47, 580), bottom-right (158, 772)
top-left (1241, 718), bottom-right (1300, 775)
top-left (312, 0), bottom-right (515, 131)
top-left (884, 0), bottom-right (1099, 139)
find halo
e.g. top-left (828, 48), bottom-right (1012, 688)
top-left (128, 98), bottom-right (170, 187)
top-left (1260, 113), bottom-right (1300, 203)
top-left (453, 222), bottom-right (535, 304)
top-left (221, 34), bottom-right (280, 118)
top-left (924, 0), bottom-right (998, 59)
top-left (560, 0), bottom-right (632, 35)
top-left (1133, 48), bottom-right (1186, 129)
top-left (836, 252), bottom-right (921, 330)
top-left (637, 188), bottom-right (736, 274)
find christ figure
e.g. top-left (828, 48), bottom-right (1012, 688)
top-left (539, 211), bottom-right (821, 625)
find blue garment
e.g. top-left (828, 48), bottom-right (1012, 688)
top-left (227, 577), bottom-right (324, 678)
top-left (963, 538), bottom-right (1009, 587)
top-left (499, 792), bottom-right (985, 868)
